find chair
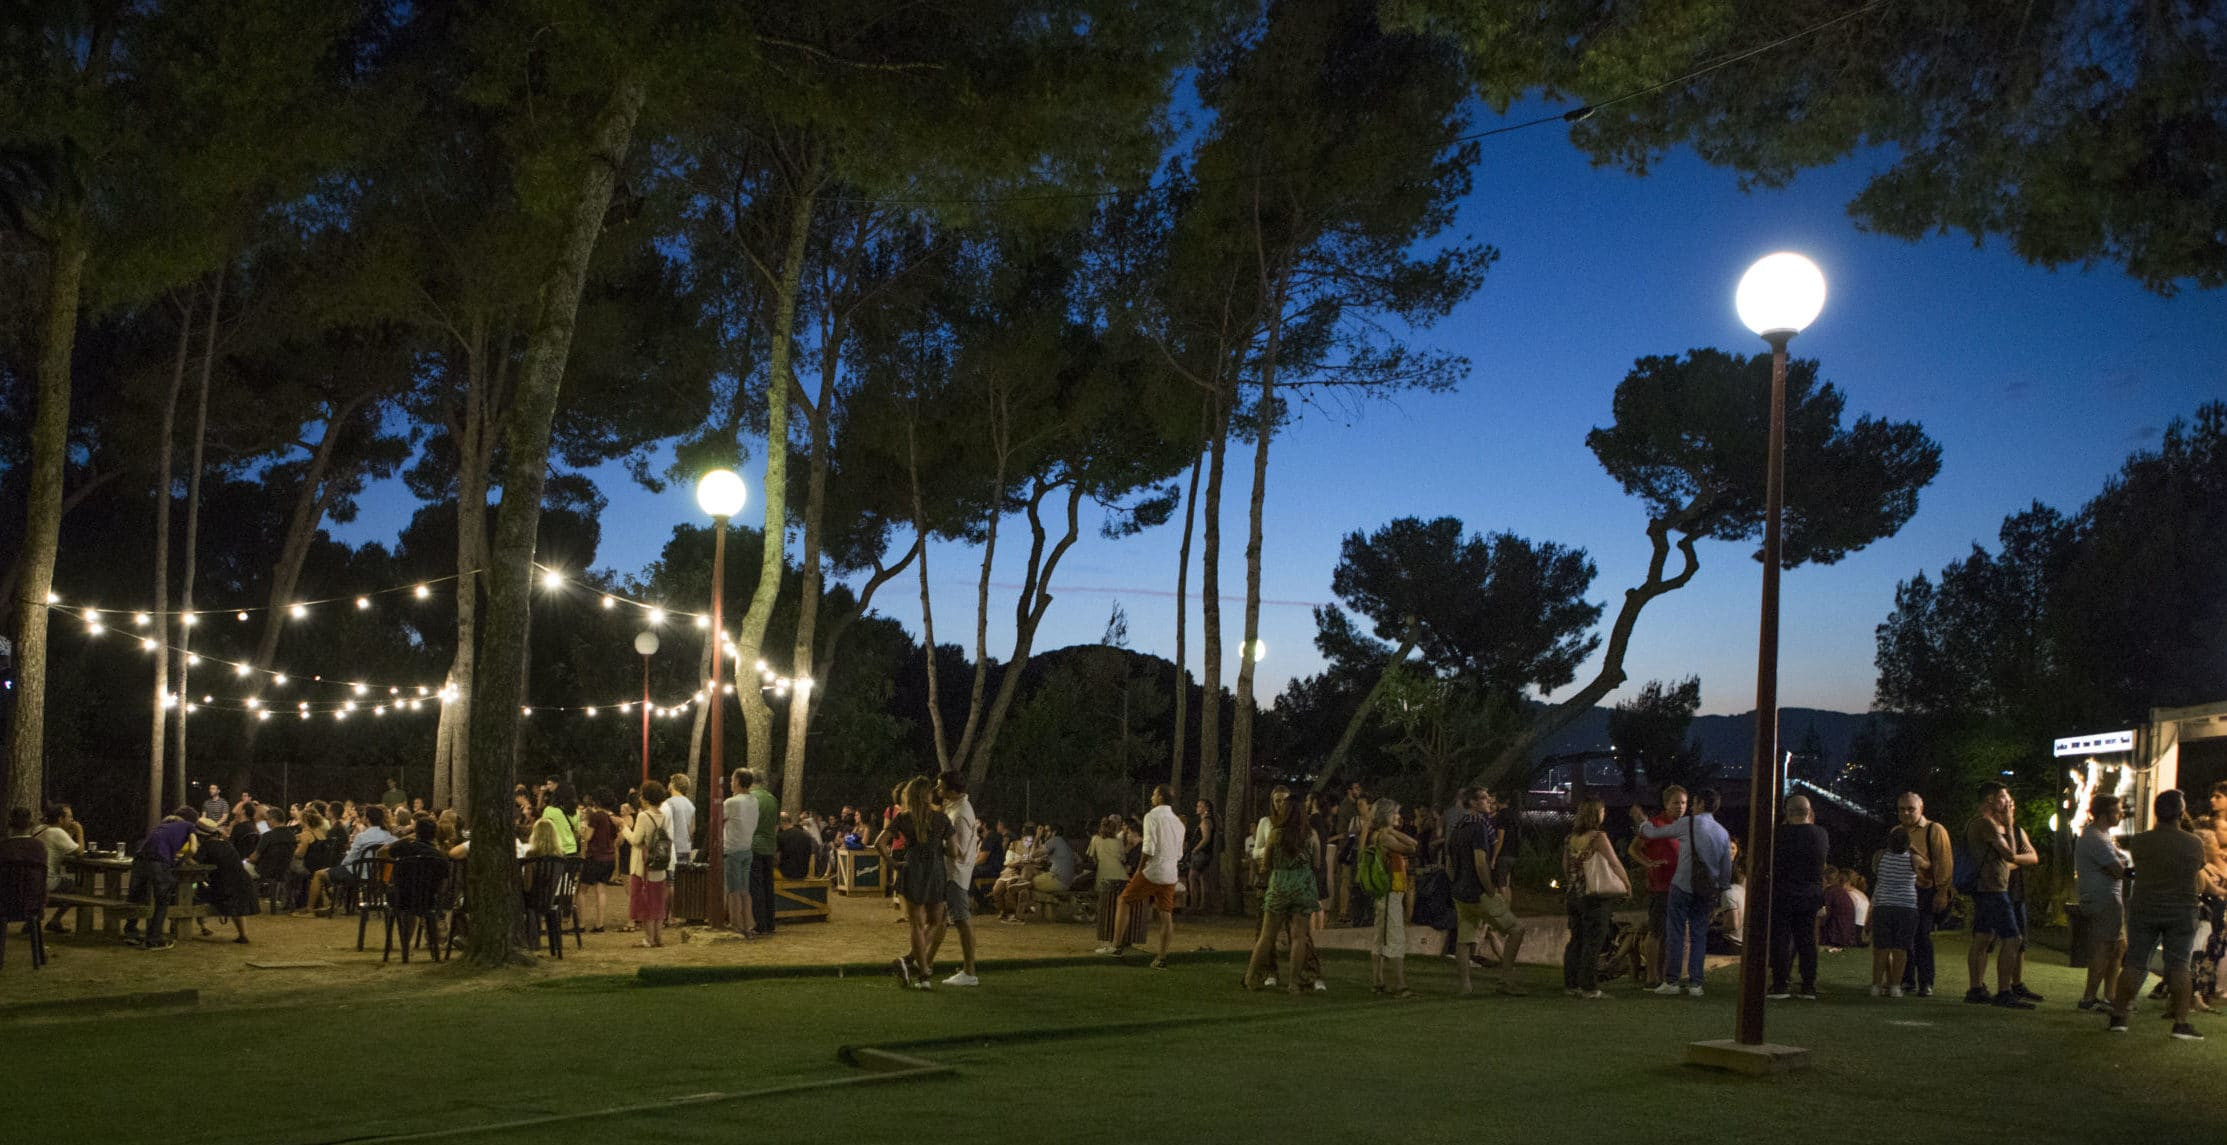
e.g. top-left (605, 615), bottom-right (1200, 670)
top-left (384, 855), bottom-right (448, 964)
top-left (518, 856), bottom-right (583, 958)
top-left (0, 847), bottom-right (51, 970)
top-left (346, 856), bottom-right (392, 952)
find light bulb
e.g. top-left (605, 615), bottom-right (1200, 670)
top-left (236, 611), bottom-right (248, 622)
top-left (694, 615), bottom-right (710, 630)
top-left (141, 637), bottom-right (157, 651)
top-left (235, 663), bottom-right (251, 677)
top-left (521, 706), bottom-right (532, 716)
top-left (618, 703), bottom-right (631, 713)
top-left (184, 703), bottom-right (197, 714)
top-left (541, 571), bottom-right (563, 590)
top-left (722, 683), bottom-right (734, 694)
top-left (414, 584), bottom-right (430, 599)
top-left (86, 620), bottom-right (102, 634)
top-left (343, 701), bottom-right (356, 712)
top-left (355, 597), bottom-right (370, 610)
top-left (388, 686), bottom-right (398, 695)
top-left (45, 591), bottom-right (60, 604)
top-left (695, 468), bottom-right (747, 518)
top-left (81, 608), bottom-right (97, 622)
top-left (299, 710), bottom-right (309, 720)
top-left (273, 674), bottom-right (288, 686)
top-left (298, 701), bottom-right (309, 710)
top-left (134, 613), bottom-right (151, 626)
top-left (415, 685), bottom-right (427, 695)
top-left (352, 683), bottom-right (368, 696)
top-left (202, 694), bottom-right (212, 704)
top-left (289, 603), bottom-right (307, 619)
top-left (601, 596), bottom-right (615, 609)
top-left (335, 710), bottom-right (347, 721)
top-left (585, 707), bottom-right (597, 717)
top-left (647, 608), bottom-right (666, 626)
top-left (181, 613), bottom-right (197, 627)
top-left (245, 697), bottom-right (260, 709)
top-left (374, 706), bottom-right (385, 716)
top-left (161, 694), bottom-right (177, 709)
top-left (1736, 252), bottom-right (1827, 337)
top-left (755, 660), bottom-right (768, 673)
top-left (186, 653), bottom-right (199, 665)
top-left (257, 711), bottom-right (270, 721)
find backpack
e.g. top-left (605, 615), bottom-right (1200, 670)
top-left (1686, 817), bottom-right (1721, 906)
top-left (1952, 841), bottom-right (1983, 894)
top-left (1356, 842), bottom-right (1391, 898)
top-left (642, 812), bottom-right (672, 872)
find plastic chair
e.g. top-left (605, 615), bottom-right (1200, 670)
top-left (347, 856), bottom-right (392, 952)
top-left (0, 848), bottom-right (50, 970)
top-left (384, 854), bottom-right (448, 963)
top-left (519, 856), bottom-right (583, 958)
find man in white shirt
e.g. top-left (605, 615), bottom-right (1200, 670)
top-left (1101, 784), bottom-right (1185, 967)
top-left (722, 769), bottom-right (761, 938)
top-left (2074, 792), bottom-right (2130, 1010)
top-left (928, 771), bottom-right (982, 986)
top-left (663, 772), bottom-right (697, 863)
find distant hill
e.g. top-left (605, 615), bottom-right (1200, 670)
top-left (1532, 705), bottom-right (1876, 777)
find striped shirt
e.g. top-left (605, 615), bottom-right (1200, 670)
top-left (1874, 850), bottom-right (1918, 909)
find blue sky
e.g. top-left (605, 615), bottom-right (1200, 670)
top-left (338, 109), bottom-right (2227, 717)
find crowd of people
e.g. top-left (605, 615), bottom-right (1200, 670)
top-left (10, 768), bottom-right (2224, 1040)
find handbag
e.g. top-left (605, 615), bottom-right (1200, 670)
top-left (1581, 836), bottom-right (1630, 898)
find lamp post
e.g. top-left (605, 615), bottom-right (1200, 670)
top-left (696, 468), bottom-right (748, 932)
top-left (633, 630), bottom-right (660, 784)
top-left (1718, 252), bottom-right (1825, 1063)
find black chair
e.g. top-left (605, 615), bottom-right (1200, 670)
top-left (519, 856), bottom-right (583, 958)
top-left (384, 855), bottom-right (448, 963)
top-left (438, 857), bottom-right (469, 955)
top-left (346, 856), bottom-right (391, 951)
top-left (0, 848), bottom-right (51, 970)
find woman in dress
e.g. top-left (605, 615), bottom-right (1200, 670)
top-left (1243, 795), bottom-right (1321, 993)
top-left (1560, 798), bottom-right (1628, 999)
top-left (876, 775), bottom-right (954, 989)
top-left (578, 792), bottom-right (618, 933)
top-left (1188, 800), bottom-right (1218, 913)
top-left (193, 823), bottom-right (260, 944)
top-left (624, 781), bottom-right (672, 948)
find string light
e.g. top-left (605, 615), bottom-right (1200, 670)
top-left (334, 710), bottom-right (347, 721)
top-left (342, 701), bottom-right (356, 712)
top-left (414, 585), bottom-right (431, 599)
top-left (201, 694), bottom-right (213, 703)
top-left (46, 591), bottom-right (60, 604)
top-left (693, 615), bottom-right (710, 629)
top-left (289, 603), bottom-right (308, 619)
top-left (134, 613), bottom-right (150, 626)
top-left (356, 596), bottom-right (371, 610)
top-left (85, 618), bottom-right (102, 634)
top-left (236, 611), bottom-right (248, 621)
top-left (257, 711), bottom-right (270, 721)
top-left (244, 697), bottom-right (260, 709)
top-left (235, 663), bottom-right (251, 677)
top-left (352, 683), bottom-right (368, 696)
top-left (299, 710), bottom-right (310, 720)
top-left (273, 674), bottom-right (288, 686)
top-left (161, 694), bottom-right (177, 709)
top-left (541, 571), bottom-right (564, 590)
top-left (374, 705), bottom-right (386, 716)
top-left (647, 608), bottom-right (665, 625)
top-left (585, 706), bottom-right (597, 717)
top-left (185, 653), bottom-right (198, 665)
top-left (521, 706), bottom-right (532, 716)
top-left (618, 702), bottom-right (631, 713)
top-left (141, 637), bottom-right (157, 651)
top-left (181, 613), bottom-right (197, 627)
top-left (80, 608), bottom-right (97, 622)
top-left (184, 702), bottom-right (197, 714)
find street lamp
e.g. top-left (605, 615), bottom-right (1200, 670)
top-left (697, 467), bottom-right (748, 932)
top-left (633, 630), bottom-right (660, 783)
top-left (1714, 251), bottom-right (1824, 1068)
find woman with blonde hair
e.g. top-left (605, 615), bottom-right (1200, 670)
top-left (876, 775), bottom-right (954, 989)
top-left (1243, 795), bottom-right (1321, 993)
top-left (1561, 798), bottom-right (1629, 998)
top-left (1364, 797), bottom-right (1418, 996)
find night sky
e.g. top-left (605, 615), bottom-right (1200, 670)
top-left (337, 106), bottom-right (2227, 718)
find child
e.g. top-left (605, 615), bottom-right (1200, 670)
top-left (1869, 827), bottom-right (1928, 997)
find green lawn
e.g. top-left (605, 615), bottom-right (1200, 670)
top-left (7, 933), bottom-right (2219, 1144)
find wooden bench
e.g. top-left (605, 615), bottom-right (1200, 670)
top-left (49, 892), bottom-right (217, 939)
top-left (772, 876), bottom-right (832, 923)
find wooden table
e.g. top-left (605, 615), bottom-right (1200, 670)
top-left (56, 855), bottom-right (214, 939)
top-left (836, 849), bottom-right (884, 895)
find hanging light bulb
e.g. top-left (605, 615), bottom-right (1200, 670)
top-left (416, 685), bottom-right (428, 696)
top-left (85, 618), bottom-right (102, 634)
top-left (521, 706), bottom-right (532, 716)
top-left (186, 653), bottom-right (199, 665)
top-left (352, 683), bottom-right (368, 696)
top-left (273, 673), bottom-right (288, 686)
top-left (585, 706), bottom-right (598, 717)
top-left (601, 596), bottom-right (615, 609)
top-left (141, 637), bottom-right (157, 652)
top-left (414, 584), bottom-right (430, 599)
top-left (343, 701), bottom-right (356, 712)
top-left (235, 663), bottom-right (251, 678)
top-left (181, 613), bottom-right (198, 627)
top-left (244, 697), bottom-right (260, 709)
top-left (184, 703), bottom-right (198, 714)
top-left (80, 608), bottom-right (97, 622)
top-left (46, 591), bottom-right (60, 604)
top-left (388, 686), bottom-right (398, 695)
top-left (298, 701), bottom-right (309, 710)
top-left (201, 694), bottom-right (212, 704)
top-left (647, 608), bottom-right (666, 626)
top-left (257, 711), bottom-right (270, 721)
top-left (618, 702), bottom-right (631, 714)
top-left (755, 659), bottom-right (768, 672)
top-left (334, 710), bottom-right (347, 721)
top-left (374, 705), bottom-right (386, 716)
top-left (299, 710), bottom-right (310, 720)
top-left (134, 613), bottom-right (151, 627)
top-left (722, 683), bottom-right (734, 694)
top-left (161, 694), bottom-right (177, 709)
top-left (236, 611), bottom-right (249, 622)
top-left (289, 603), bottom-right (308, 619)
top-left (541, 570), bottom-right (563, 590)
top-left (694, 615), bottom-right (710, 630)
top-left (355, 597), bottom-right (370, 610)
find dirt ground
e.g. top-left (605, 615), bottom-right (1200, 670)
top-left (2, 885), bottom-right (1295, 1009)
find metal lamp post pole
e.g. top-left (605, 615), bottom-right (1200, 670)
top-left (639, 654), bottom-right (651, 784)
top-left (1734, 331), bottom-right (1791, 1047)
top-left (704, 515), bottom-right (729, 930)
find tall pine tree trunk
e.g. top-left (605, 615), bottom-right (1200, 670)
top-left (170, 269), bottom-right (222, 808)
top-left (1169, 401), bottom-right (1205, 802)
top-left (435, 333), bottom-right (492, 814)
top-left (1194, 392), bottom-right (1230, 879)
top-left (780, 391), bottom-right (832, 810)
top-left (4, 224), bottom-right (87, 817)
top-left (462, 76), bottom-right (644, 968)
top-left (146, 295), bottom-right (191, 828)
top-left (907, 417), bottom-right (950, 769)
top-left (734, 175), bottom-right (815, 781)
top-left (1225, 374), bottom-right (1275, 910)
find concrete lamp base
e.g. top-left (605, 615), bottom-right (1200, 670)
top-left (1685, 1038), bottom-right (1812, 1075)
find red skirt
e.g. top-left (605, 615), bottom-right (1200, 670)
top-left (628, 874), bottom-right (668, 922)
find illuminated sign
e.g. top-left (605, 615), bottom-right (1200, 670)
top-left (2053, 730), bottom-right (2135, 757)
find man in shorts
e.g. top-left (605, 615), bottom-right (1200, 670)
top-left (2110, 789), bottom-right (2210, 1040)
top-left (1627, 785), bottom-right (1686, 989)
top-left (1964, 780), bottom-right (2039, 1009)
top-left (2074, 792), bottom-right (2130, 1010)
top-left (1897, 791), bottom-right (1956, 996)
top-left (721, 768), bottom-right (760, 938)
top-left (1101, 784), bottom-right (1183, 968)
top-left (928, 771), bottom-right (981, 986)
top-left (1447, 787), bottom-right (1526, 995)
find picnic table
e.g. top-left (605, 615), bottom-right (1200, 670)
top-left (54, 854), bottom-right (216, 939)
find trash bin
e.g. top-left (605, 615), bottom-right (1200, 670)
top-left (2065, 901), bottom-right (2089, 968)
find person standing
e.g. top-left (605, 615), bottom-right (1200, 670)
top-left (750, 776), bottom-right (779, 936)
top-left (877, 776), bottom-right (953, 990)
top-left (1449, 787), bottom-right (1527, 996)
top-left (1102, 784), bottom-right (1184, 968)
top-left (380, 777), bottom-right (407, 808)
top-left (1242, 792), bottom-right (1319, 992)
top-left (1364, 798), bottom-right (1418, 996)
top-left (1187, 799), bottom-right (1218, 914)
top-left (662, 773), bottom-right (696, 868)
top-left (721, 769), bottom-right (761, 939)
top-left (120, 808), bottom-right (201, 949)
top-left (1964, 780), bottom-right (2040, 1008)
top-left (927, 771), bottom-right (981, 986)
top-left (1767, 794), bottom-right (1830, 1000)
top-left (1561, 798), bottom-right (1628, 999)
top-left (1628, 786), bottom-right (1686, 989)
top-left (578, 793), bottom-right (618, 933)
top-left (200, 784), bottom-right (228, 824)
top-left (1632, 788), bottom-right (1732, 997)
top-left (539, 783), bottom-right (580, 857)
top-left (2109, 789), bottom-right (2211, 1040)
top-left (2074, 792), bottom-right (2131, 1010)
top-left (625, 782), bottom-right (672, 948)
top-left (1869, 827), bottom-right (1925, 997)
top-left (1896, 791), bottom-right (1955, 996)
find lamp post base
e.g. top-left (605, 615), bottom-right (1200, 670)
top-left (1684, 1038), bottom-right (1811, 1076)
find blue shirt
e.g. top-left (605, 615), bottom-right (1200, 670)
top-left (340, 826), bottom-right (397, 872)
top-left (1637, 811), bottom-right (1731, 895)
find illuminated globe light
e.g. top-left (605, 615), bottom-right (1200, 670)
top-left (695, 468), bottom-right (748, 518)
top-left (635, 631), bottom-right (661, 657)
top-left (236, 611), bottom-right (248, 622)
top-left (356, 597), bottom-right (370, 610)
top-left (1735, 252), bottom-right (1826, 338)
top-left (374, 706), bottom-right (386, 716)
top-left (352, 682), bottom-right (368, 696)
top-left (202, 694), bottom-right (212, 703)
top-left (602, 596), bottom-right (616, 609)
top-left (299, 710), bottom-right (310, 720)
top-left (414, 584), bottom-right (431, 599)
top-left (619, 702), bottom-right (632, 714)
top-left (80, 608), bottom-right (97, 622)
top-left (522, 706), bottom-right (533, 717)
top-left (585, 707), bottom-right (598, 717)
top-left (289, 603), bottom-right (308, 619)
top-left (335, 710), bottom-right (347, 721)
top-left (257, 711), bottom-right (270, 721)
top-left (85, 618), bottom-right (102, 634)
top-left (694, 615), bottom-right (711, 630)
top-left (185, 653), bottom-right (199, 665)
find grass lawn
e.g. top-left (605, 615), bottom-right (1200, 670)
top-left (7, 931), bottom-right (2218, 1144)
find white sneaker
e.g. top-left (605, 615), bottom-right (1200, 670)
top-left (1312, 981), bottom-right (1328, 993)
top-left (943, 971), bottom-right (980, 987)
top-left (1869, 985), bottom-right (1884, 997)
top-left (1889, 985), bottom-right (1904, 998)
top-left (1651, 981), bottom-right (1684, 996)
top-left (1687, 985), bottom-right (1704, 997)
top-left (1093, 945), bottom-right (1118, 955)
top-left (1262, 977), bottom-right (1277, 988)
